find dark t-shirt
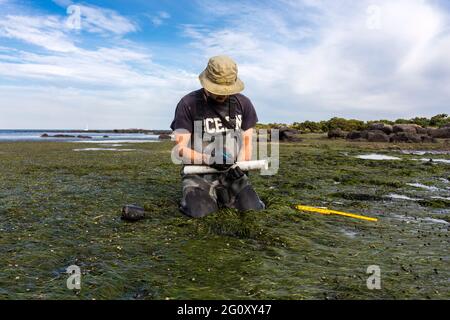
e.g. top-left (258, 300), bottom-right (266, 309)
top-left (170, 89), bottom-right (258, 133)
top-left (170, 89), bottom-right (259, 162)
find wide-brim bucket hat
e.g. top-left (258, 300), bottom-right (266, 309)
top-left (199, 55), bottom-right (245, 95)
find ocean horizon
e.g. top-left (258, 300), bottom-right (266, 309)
top-left (0, 129), bottom-right (160, 142)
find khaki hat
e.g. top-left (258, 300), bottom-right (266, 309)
top-left (199, 55), bottom-right (244, 95)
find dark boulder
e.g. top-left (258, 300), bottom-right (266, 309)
top-left (256, 129), bottom-right (272, 142)
top-left (428, 127), bottom-right (450, 139)
top-left (416, 127), bottom-right (428, 135)
top-left (279, 127), bottom-right (302, 142)
top-left (53, 134), bottom-right (76, 138)
top-left (367, 130), bottom-right (390, 142)
top-left (41, 133), bottom-right (77, 138)
top-left (121, 205), bottom-right (146, 221)
top-left (279, 127), bottom-right (300, 135)
top-left (328, 128), bottom-right (347, 139)
top-left (420, 135), bottom-right (437, 143)
top-left (368, 123), bottom-right (393, 134)
top-left (347, 130), bottom-right (370, 140)
top-left (158, 134), bottom-right (171, 140)
top-left (390, 132), bottom-right (422, 143)
top-left (393, 124), bottom-right (421, 134)
top-left (77, 135), bottom-right (92, 139)
top-left (347, 131), bottom-right (363, 140)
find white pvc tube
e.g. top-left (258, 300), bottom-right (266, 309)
top-left (182, 160), bottom-right (269, 175)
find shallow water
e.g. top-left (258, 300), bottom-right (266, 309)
top-left (421, 217), bottom-right (449, 225)
top-left (352, 153), bottom-right (450, 165)
top-left (355, 154), bottom-right (401, 160)
top-left (401, 150), bottom-right (450, 155)
top-left (407, 183), bottom-right (441, 192)
top-left (412, 158), bottom-right (450, 164)
top-left (73, 140), bottom-right (159, 144)
top-left (387, 194), bottom-right (422, 201)
top-left (432, 196), bottom-right (450, 201)
top-left (0, 130), bottom-right (159, 142)
top-left (73, 148), bottom-right (136, 152)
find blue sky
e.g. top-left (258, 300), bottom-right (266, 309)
top-left (0, 0), bottom-right (449, 129)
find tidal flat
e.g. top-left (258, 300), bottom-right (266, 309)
top-left (0, 135), bottom-right (449, 299)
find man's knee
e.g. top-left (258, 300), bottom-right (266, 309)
top-left (180, 187), bottom-right (218, 218)
top-left (234, 185), bottom-right (265, 212)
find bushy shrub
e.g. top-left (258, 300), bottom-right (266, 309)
top-left (256, 114), bottom-right (450, 132)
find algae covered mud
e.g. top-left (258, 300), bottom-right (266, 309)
top-left (0, 135), bottom-right (448, 299)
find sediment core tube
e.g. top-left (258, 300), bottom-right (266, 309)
top-left (182, 160), bottom-right (269, 175)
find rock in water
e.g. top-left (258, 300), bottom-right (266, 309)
top-left (121, 205), bottom-right (146, 221)
top-left (159, 134), bottom-right (171, 140)
top-left (53, 134), bottom-right (76, 138)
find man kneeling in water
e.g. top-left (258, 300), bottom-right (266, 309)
top-left (170, 55), bottom-right (265, 218)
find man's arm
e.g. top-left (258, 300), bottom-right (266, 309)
top-left (174, 132), bottom-right (210, 164)
top-left (237, 128), bottom-right (254, 162)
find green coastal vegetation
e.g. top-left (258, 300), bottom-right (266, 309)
top-left (256, 113), bottom-right (450, 132)
top-left (0, 134), bottom-right (449, 299)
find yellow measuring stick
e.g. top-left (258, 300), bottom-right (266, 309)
top-left (295, 205), bottom-right (378, 222)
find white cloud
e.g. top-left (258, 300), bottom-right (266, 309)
top-left (1, 0), bottom-right (450, 129)
top-left (149, 11), bottom-right (171, 27)
top-left (0, 7), bottom-right (194, 129)
top-left (184, 0), bottom-right (450, 122)
top-left (53, 1), bottom-right (138, 35)
top-left (76, 4), bottom-right (138, 35)
top-left (0, 2), bottom-right (137, 53)
top-left (158, 11), bottom-right (170, 19)
top-left (0, 15), bottom-right (78, 52)
top-left (0, 84), bottom-right (195, 129)
top-left (0, 41), bottom-right (198, 128)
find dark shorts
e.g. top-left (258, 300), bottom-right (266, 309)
top-left (179, 171), bottom-right (265, 218)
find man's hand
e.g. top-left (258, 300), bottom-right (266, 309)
top-left (209, 149), bottom-right (234, 171)
top-left (226, 166), bottom-right (245, 180)
top-left (175, 132), bottom-right (208, 165)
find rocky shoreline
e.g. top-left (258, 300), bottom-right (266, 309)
top-left (39, 129), bottom-right (173, 140)
top-left (329, 123), bottom-right (450, 143)
top-left (37, 124), bottom-right (450, 144)
top-left (39, 129), bottom-right (172, 134)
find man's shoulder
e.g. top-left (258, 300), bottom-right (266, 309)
top-left (233, 93), bottom-right (253, 108)
top-left (180, 89), bottom-right (203, 106)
